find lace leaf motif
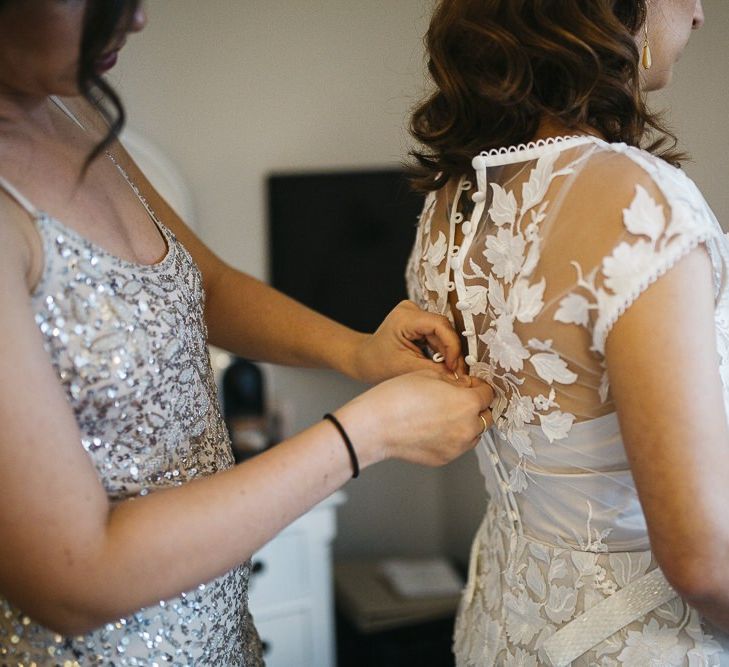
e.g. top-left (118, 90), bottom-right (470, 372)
top-left (556, 183), bottom-right (688, 371)
top-left (467, 153), bottom-right (581, 477)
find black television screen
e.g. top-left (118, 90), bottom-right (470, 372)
top-left (268, 169), bottom-right (425, 333)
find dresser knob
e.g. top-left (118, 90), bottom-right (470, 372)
top-left (252, 560), bottom-right (266, 575)
top-left (261, 640), bottom-right (271, 655)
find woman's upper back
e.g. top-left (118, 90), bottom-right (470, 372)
top-left (407, 135), bottom-right (729, 548)
top-left (409, 135), bottom-right (727, 428)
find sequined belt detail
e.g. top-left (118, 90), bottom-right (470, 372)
top-left (540, 567), bottom-right (677, 666)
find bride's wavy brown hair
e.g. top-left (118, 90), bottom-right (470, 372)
top-left (410, 0), bottom-right (684, 191)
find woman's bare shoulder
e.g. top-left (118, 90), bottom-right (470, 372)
top-left (0, 194), bottom-right (40, 291)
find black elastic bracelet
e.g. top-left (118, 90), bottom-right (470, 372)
top-left (323, 413), bottom-right (360, 479)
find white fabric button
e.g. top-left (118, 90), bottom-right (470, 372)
top-left (465, 355), bottom-right (476, 366)
top-left (472, 191), bottom-right (487, 204)
top-left (462, 221), bottom-right (473, 235)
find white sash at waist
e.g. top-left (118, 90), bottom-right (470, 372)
top-left (463, 509), bottom-right (678, 666)
top-left (540, 567), bottom-right (677, 666)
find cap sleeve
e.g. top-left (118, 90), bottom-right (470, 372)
top-left (554, 150), bottom-right (723, 357)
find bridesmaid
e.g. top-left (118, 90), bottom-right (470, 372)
top-left (0, 2), bottom-right (494, 664)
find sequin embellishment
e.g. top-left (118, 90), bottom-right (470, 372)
top-left (0, 205), bottom-right (262, 665)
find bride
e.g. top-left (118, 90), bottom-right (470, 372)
top-left (407, 0), bottom-right (729, 664)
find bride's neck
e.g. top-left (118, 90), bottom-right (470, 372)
top-left (532, 116), bottom-right (604, 142)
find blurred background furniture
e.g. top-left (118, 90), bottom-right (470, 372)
top-left (334, 559), bottom-right (464, 667)
top-left (248, 493), bottom-right (346, 667)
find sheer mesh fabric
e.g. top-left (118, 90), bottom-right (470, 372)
top-left (406, 136), bottom-right (729, 665)
top-left (410, 138), bottom-right (723, 423)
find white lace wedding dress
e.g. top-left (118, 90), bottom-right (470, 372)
top-left (406, 135), bottom-right (729, 666)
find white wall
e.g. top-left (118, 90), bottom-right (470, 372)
top-left (651, 0), bottom-right (729, 224)
top-left (113, 0), bottom-right (729, 564)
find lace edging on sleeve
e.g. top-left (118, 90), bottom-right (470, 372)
top-left (555, 180), bottom-right (722, 358)
top-left (593, 227), bottom-right (718, 355)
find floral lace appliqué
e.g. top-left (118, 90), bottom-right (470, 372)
top-left (460, 153), bottom-right (588, 486)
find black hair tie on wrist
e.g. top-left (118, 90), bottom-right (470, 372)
top-left (323, 413), bottom-right (360, 479)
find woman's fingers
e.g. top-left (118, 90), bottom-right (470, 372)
top-left (470, 382), bottom-right (495, 442)
top-left (424, 332), bottom-right (468, 377)
top-left (438, 373), bottom-right (494, 444)
top-left (358, 369), bottom-right (497, 467)
top-left (467, 411), bottom-right (494, 447)
top-left (475, 410), bottom-right (493, 439)
top-left (409, 357), bottom-right (474, 383)
top-left (467, 376), bottom-right (495, 409)
top-left (438, 367), bottom-right (473, 386)
top-left (454, 355), bottom-right (469, 379)
top-left (355, 301), bottom-right (468, 383)
top-left (396, 303), bottom-right (463, 371)
top-left (422, 329), bottom-right (461, 369)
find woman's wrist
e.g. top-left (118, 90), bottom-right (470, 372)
top-left (332, 397), bottom-right (388, 469)
top-left (322, 413), bottom-right (360, 478)
top-left (328, 329), bottom-right (370, 381)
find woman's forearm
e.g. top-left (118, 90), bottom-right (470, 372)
top-left (688, 598), bottom-right (729, 634)
top-left (205, 264), bottom-right (366, 377)
top-left (4, 355), bottom-right (492, 636)
top-left (36, 418), bottom-right (369, 635)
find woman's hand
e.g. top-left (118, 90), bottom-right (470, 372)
top-left (335, 370), bottom-right (494, 468)
top-left (348, 300), bottom-right (467, 384)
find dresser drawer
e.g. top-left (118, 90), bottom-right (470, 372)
top-left (248, 493), bottom-right (345, 667)
top-left (255, 609), bottom-right (313, 667)
top-left (249, 528), bottom-right (311, 608)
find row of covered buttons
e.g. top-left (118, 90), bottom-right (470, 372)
top-left (484, 429), bottom-right (521, 528)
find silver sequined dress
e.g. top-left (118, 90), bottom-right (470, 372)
top-left (0, 167), bottom-right (264, 666)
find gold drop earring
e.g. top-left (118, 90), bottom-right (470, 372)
top-left (642, 13), bottom-right (652, 69)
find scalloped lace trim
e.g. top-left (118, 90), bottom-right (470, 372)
top-left (594, 231), bottom-right (717, 355)
top-left (472, 135), bottom-right (599, 169)
top-left (478, 135), bottom-right (591, 158)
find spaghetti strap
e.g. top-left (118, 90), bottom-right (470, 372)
top-left (0, 174), bottom-right (40, 218)
top-left (50, 95), bottom-right (87, 132)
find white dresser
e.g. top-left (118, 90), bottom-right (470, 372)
top-left (248, 492), bottom-right (345, 667)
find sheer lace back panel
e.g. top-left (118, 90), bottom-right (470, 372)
top-left (406, 137), bottom-right (729, 664)
top-left (408, 136), bottom-right (729, 549)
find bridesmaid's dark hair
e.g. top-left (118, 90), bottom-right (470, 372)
top-left (0, 0), bottom-right (140, 167)
top-left (411, 0), bottom-right (685, 191)
top-left (78, 0), bottom-right (141, 166)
